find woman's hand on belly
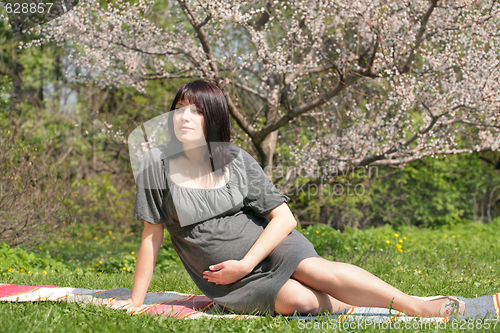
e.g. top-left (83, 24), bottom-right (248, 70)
top-left (202, 260), bottom-right (253, 285)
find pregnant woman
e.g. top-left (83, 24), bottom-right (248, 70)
top-left (118, 80), bottom-right (465, 317)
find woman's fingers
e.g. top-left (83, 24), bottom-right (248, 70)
top-left (203, 269), bottom-right (220, 281)
top-left (203, 262), bottom-right (223, 282)
top-left (203, 260), bottom-right (249, 285)
top-left (209, 263), bottom-right (224, 271)
top-left (105, 298), bottom-right (142, 309)
top-left (203, 267), bottom-right (229, 284)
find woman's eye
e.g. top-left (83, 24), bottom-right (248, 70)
top-left (173, 105), bottom-right (201, 114)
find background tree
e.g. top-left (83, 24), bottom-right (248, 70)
top-left (0, 17), bottom-right (173, 246)
top-left (26, 0), bottom-right (500, 186)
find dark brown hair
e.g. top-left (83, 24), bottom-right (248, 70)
top-left (166, 80), bottom-right (232, 172)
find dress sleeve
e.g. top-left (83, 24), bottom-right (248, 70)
top-left (240, 149), bottom-right (290, 216)
top-left (132, 150), bottom-right (168, 225)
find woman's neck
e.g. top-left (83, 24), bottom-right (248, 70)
top-left (182, 143), bottom-right (210, 166)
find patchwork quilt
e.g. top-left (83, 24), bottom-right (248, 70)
top-left (1, 284), bottom-right (498, 324)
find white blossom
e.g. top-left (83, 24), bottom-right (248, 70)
top-left (21, 0), bottom-right (500, 180)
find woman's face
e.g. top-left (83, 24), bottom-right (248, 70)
top-left (173, 99), bottom-right (206, 144)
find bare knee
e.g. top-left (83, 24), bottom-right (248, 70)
top-left (274, 279), bottom-right (325, 315)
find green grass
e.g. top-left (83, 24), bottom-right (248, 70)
top-left (1, 219), bottom-right (500, 332)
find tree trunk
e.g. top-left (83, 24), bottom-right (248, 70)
top-left (259, 130), bottom-right (278, 178)
top-left (257, 76), bottom-right (280, 178)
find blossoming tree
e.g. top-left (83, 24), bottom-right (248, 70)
top-left (22, 0), bottom-right (500, 189)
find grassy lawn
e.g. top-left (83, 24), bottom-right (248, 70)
top-left (1, 219), bottom-right (499, 332)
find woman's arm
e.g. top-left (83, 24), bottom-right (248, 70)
top-left (203, 202), bottom-right (296, 285)
top-left (240, 202), bottom-right (297, 269)
top-left (126, 221), bottom-right (164, 306)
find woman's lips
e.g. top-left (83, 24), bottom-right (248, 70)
top-left (179, 126), bottom-right (194, 130)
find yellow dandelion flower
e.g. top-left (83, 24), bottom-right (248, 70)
top-left (39, 247), bottom-right (42, 250)
top-left (396, 244), bottom-right (402, 249)
top-left (316, 230), bottom-right (320, 234)
top-left (385, 240), bottom-right (390, 244)
top-left (399, 239), bottom-right (403, 243)
top-left (394, 233), bottom-right (399, 237)
top-left (8, 267), bottom-right (12, 272)
top-left (132, 257), bottom-right (136, 260)
top-left (77, 240), bottom-right (81, 243)
top-left (99, 261), bottom-right (103, 264)
top-left (403, 237), bottom-right (407, 241)
top-left (87, 265), bottom-right (90, 267)
top-left (108, 230), bottom-right (113, 235)
top-left (20, 268), bottom-right (24, 272)
top-left (99, 272), bottom-right (102, 274)
top-left (94, 237), bottom-right (98, 241)
top-left (43, 270), bottom-right (47, 274)
top-left (28, 271), bottom-right (31, 274)
top-left (77, 268), bottom-right (80, 271)
top-left (113, 237), bottom-right (116, 240)
top-left (131, 252), bottom-right (135, 255)
top-left (123, 267), bottom-right (127, 271)
top-left (444, 235), bottom-right (448, 239)
top-left (95, 264), bottom-right (99, 267)
top-left (321, 233), bottom-right (325, 236)
top-left (452, 235), bottom-right (456, 238)
top-left (398, 248), bottom-right (403, 252)
top-left (458, 234), bottom-right (462, 237)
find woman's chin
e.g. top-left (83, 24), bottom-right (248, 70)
top-left (177, 137), bottom-right (207, 146)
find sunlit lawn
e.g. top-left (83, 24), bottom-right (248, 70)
top-left (1, 219), bottom-right (500, 332)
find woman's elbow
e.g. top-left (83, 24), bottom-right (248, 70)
top-left (142, 221), bottom-right (164, 242)
top-left (267, 203), bottom-right (297, 229)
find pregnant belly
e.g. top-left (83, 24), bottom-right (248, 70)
top-left (170, 212), bottom-right (268, 272)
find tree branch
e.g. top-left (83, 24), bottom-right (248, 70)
top-left (194, 14), bottom-right (212, 30)
top-left (222, 88), bottom-right (258, 138)
top-left (226, 79), bottom-right (272, 104)
top-left (448, 118), bottom-right (500, 129)
top-left (139, 73), bottom-right (197, 80)
top-left (177, 0), bottom-right (219, 80)
top-left (177, 0), bottom-right (259, 142)
top-left (302, 63), bottom-right (338, 75)
top-left (401, 0), bottom-right (438, 74)
top-left (255, 74), bottom-right (360, 143)
top-left (366, 147), bottom-right (493, 166)
top-left (254, 1), bottom-right (274, 31)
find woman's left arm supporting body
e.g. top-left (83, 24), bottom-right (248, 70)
top-left (202, 202), bottom-right (297, 285)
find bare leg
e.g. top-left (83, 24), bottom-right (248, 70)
top-left (274, 278), bottom-right (355, 315)
top-left (291, 257), bottom-right (450, 317)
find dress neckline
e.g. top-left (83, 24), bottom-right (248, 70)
top-left (166, 158), bottom-right (233, 191)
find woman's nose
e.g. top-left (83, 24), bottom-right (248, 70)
top-left (180, 109), bottom-right (191, 121)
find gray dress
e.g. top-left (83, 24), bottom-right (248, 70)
top-left (133, 144), bottom-right (319, 315)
